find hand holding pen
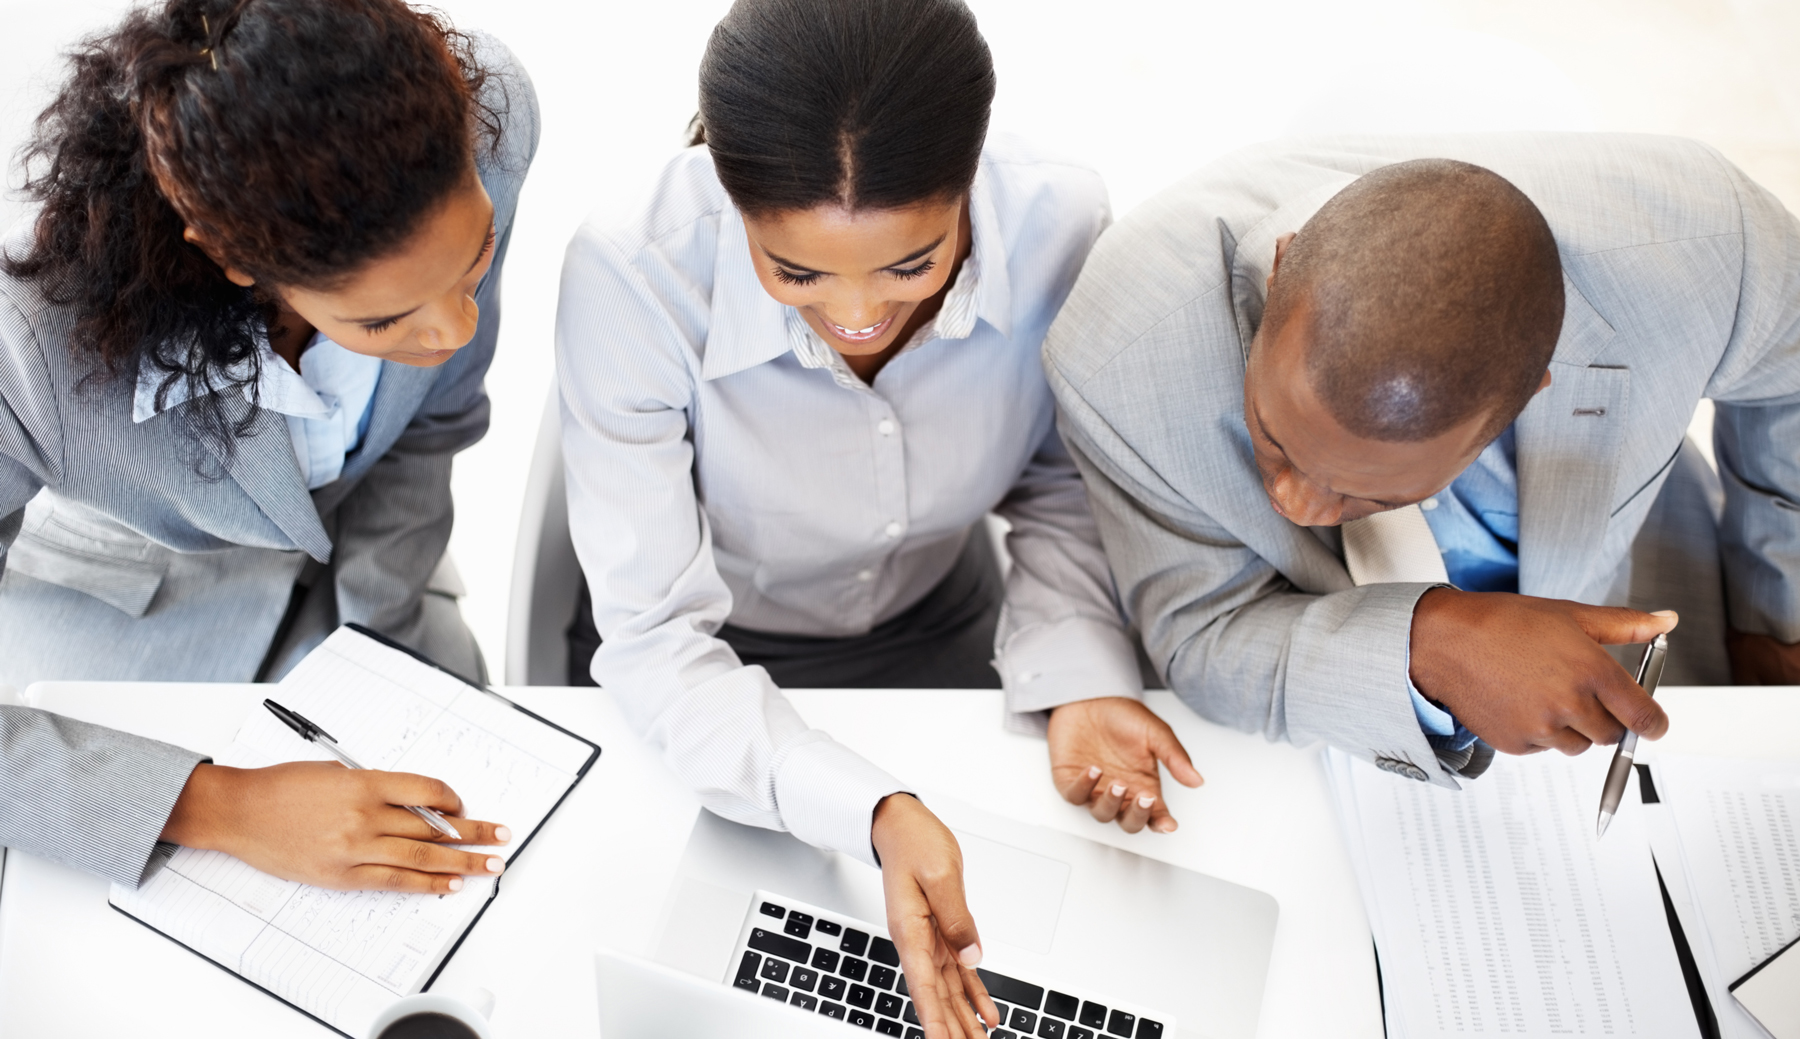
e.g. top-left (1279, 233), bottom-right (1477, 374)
top-left (265, 700), bottom-right (463, 839)
top-left (1596, 634), bottom-right (1669, 837)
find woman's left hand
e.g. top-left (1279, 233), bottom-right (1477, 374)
top-left (870, 793), bottom-right (999, 1039)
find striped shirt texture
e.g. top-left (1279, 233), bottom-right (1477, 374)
top-left (556, 135), bottom-right (1140, 864)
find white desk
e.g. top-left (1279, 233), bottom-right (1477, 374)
top-left (4, 684), bottom-right (1780, 1039)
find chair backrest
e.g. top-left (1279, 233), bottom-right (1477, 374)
top-left (504, 383), bottom-right (582, 686)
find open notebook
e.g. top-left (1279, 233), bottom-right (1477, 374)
top-left (109, 625), bottom-right (600, 1038)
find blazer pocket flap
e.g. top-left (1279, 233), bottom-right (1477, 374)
top-left (8, 526), bottom-right (167, 618)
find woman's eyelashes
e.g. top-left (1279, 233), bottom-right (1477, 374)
top-left (361, 316), bottom-right (401, 335)
top-left (772, 266), bottom-right (823, 286)
top-left (770, 257), bottom-right (938, 287)
top-left (889, 258), bottom-right (936, 280)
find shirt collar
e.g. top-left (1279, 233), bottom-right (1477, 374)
top-left (133, 334), bottom-right (335, 424)
top-left (700, 160), bottom-right (1013, 383)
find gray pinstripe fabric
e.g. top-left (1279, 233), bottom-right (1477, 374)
top-left (0, 31), bottom-right (536, 883)
top-left (1046, 133), bottom-right (1800, 787)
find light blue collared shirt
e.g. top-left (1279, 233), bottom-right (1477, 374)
top-left (1408, 426), bottom-right (1520, 750)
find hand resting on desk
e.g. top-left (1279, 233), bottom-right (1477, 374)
top-left (1409, 589), bottom-right (1676, 756)
top-left (159, 761), bottom-right (511, 893)
top-left (1047, 697), bottom-right (1204, 834)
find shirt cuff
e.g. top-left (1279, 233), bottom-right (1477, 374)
top-left (997, 615), bottom-right (1144, 719)
top-left (1406, 679), bottom-right (1480, 752)
top-left (772, 735), bottom-right (908, 869)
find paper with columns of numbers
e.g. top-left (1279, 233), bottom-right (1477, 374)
top-left (108, 627), bottom-right (598, 1038)
top-left (1327, 748), bottom-right (1699, 1039)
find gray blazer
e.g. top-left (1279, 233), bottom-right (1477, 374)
top-left (0, 32), bottom-right (538, 885)
top-left (1045, 133), bottom-right (1800, 787)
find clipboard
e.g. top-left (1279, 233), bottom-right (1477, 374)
top-left (1730, 932), bottom-right (1800, 1039)
top-left (107, 623), bottom-right (601, 1038)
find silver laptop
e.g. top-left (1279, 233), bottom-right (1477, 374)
top-left (642, 794), bottom-right (1278, 1039)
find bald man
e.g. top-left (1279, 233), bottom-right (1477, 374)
top-left (1041, 134), bottom-right (1800, 791)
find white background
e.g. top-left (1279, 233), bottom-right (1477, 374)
top-left (3, 0), bottom-right (1798, 674)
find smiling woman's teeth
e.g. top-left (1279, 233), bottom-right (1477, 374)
top-left (836, 322), bottom-right (881, 335)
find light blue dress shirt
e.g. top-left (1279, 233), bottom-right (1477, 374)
top-left (1409, 425), bottom-right (1519, 751)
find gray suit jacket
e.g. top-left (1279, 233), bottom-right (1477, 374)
top-left (1045, 133), bottom-right (1800, 787)
top-left (0, 32), bottom-right (538, 885)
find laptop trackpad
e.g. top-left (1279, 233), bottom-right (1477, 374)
top-left (953, 830), bottom-right (1069, 955)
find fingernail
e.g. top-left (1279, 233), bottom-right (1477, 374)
top-left (958, 943), bottom-right (983, 968)
top-left (448, 877), bottom-right (464, 892)
top-left (486, 857), bottom-right (505, 874)
top-left (494, 826), bottom-right (512, 844)
top-left (1652, 610), bottom-right (1677, 619)
top-left (1110, 783), bottom-right (1126, 797)
top-left (1137, 794), bottom-right (1156, 809)
top-left (1155, 820), bottom-right (1178, 833)
top-left (1087, 766), bottom-right (1102, 779)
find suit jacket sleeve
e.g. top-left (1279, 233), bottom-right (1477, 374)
top-left (1706, 154), bottom-right (1800, 642)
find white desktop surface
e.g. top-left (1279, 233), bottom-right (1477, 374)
top-left (0, 684), bottom-right (1783, 1039)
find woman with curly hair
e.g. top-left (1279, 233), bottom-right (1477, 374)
top-left (0, 0), bottom-right (535, 893)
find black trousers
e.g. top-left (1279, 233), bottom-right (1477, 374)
top-left (567, 528), bottom-right (1004, 689)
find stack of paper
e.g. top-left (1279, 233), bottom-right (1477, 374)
top-left (1327, 748), bottom-right (1701, 1039)
top-left (1646, 756), bottom-right (1800, 1039)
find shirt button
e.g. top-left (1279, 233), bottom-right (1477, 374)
top-left (877, 419), bottom-right (896, 436)
top-left (1421, 498), bottom-right (1439, 511)
top-left (884, 521), bottom-right (903, 539)
top-left (857, 569), bottom-right (874, 582)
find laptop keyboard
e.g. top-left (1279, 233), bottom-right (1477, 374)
top-left (727, 890), bottom-right (1170, 1039)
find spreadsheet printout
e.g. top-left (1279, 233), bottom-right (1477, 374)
top-left (109, 628), bottom-right (595, 1037)
top-left (1328, 749), bottom-right (1699, 1039)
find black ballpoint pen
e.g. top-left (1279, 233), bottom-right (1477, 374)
top-left (263, 698), bottom-right (462, 840)
top-left (1595, 634), bottom-right (1668, 838)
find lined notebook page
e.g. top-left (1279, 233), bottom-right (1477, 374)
top-left (110, 628), bottom-right (594, 1037)
top-left (1327, 749), bottom-right (1698, 1039)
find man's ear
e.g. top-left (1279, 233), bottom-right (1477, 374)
top-left (1535, 368), bottom-right (1553, 394)
top-left (1266, 232), bottom-right (1297, 295)
top-left (182, 226), bottom-right (256, 288)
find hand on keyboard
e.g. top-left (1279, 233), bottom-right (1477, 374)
top-left (871, 793), bottom-right (1000, 1039)
top-left (1047, 697), bottom-right (1204, 835)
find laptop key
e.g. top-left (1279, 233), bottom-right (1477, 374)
top-left (849, 983), bottom-right (875, 1009)
top-left (869, 936), bottom-right (900, 966)
top-left (1079, 1002), bottom-right (1108, 1028)
top-left (840, 955), bottom-right (869, 982)
top-left (733, 951), bottom-right (762, 992)
top-left (1045, 991), bottom-right (1079, 1020)
top-left (903, 1001), bottom-right (919, 1025)
top-left (1135, 1021), bottom-right (1163, 1039)
top-left (876, 1020), bottom-right (904, 1037)
top-left (820, 976), bottom-right (848, 1001)
top-left (791, 992), bottom-right (819, 1012)
top-left (977, 968), bottom-right (1045, 1010)
top-left (748, 928), bottom-right (811, 963)
top-left (1039, 1017), bottom-right (1066, 1039)
top-left (785, 914), bottom-right (814, 940)
top-left (896, 974), bottom-right (907, 998)
top-left (841, 928), bottom-right (871, 957)
top-left (813, 947), bottom-right (840, 972)
top-left (991, 1031), bottom-right (1019, 1039)
top-left (759, 958), bottom-right (789, 983)
top-left (790, 966), bottom-right (818, 992)
top-left (761, 983), bottom-right (789, 1001)
top-left (849, 1009), bottom-right (876, 1029)
top-left (876, 993), bottom-right (904, 1018)
top-left (1107, 1009), bottom-right (1136, 1036)
top-left (760, 902), bottom-right (786, 918)
top-left (905, 1030), bottom-right (925, 1039)
top-left (991, 1002), bottom-right (1010, 1024)
top-left (870, 965), bottom-right (897, 990)
top-left (819, 1001), bottom-right (847, 1020)
top-left (1011, 1008), bottom-right (1038, 1032)
top-left (816, 919), bottom-right (843, 937)
top-left (1070, 1029), bottom-right (1095, 1039)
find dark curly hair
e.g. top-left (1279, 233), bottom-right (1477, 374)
top-left (3, 0), bottom-right (501, 464)
top-left (691, 0), bottom-right (995, 214)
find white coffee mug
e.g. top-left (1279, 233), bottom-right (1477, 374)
top-left (366, 989), bottom-right (497, 1039)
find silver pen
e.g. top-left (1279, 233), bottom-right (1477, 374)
top-left (1595, 634), bottom-right (1668, 838)
top-left (263, 699), bottom-right (463, 840)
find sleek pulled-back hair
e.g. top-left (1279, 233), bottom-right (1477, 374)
top-left (4, 0), bottom-right (502, 461)
top-left (693, 0), bottom-right (995, 214)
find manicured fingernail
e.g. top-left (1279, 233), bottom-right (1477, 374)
top-left (448, 877), bottom-right (464, 892)
top-left (1087, 766), bottom-right (1102, 779)
top-left (958, 943), bottom-right (983, 967)
top-left (1156, 820), bottom-right (1178, 833)
top-left (1137, 795), bottom-right (1156, 809)
top-left (1110, 783), bottom-right (1126, 797)
top-left (494, 826), bottom-right (512, 844)
top-left (486, 857), bottom-right (505, 873)
top-left (1652, 610), bottom-right (1677, 619)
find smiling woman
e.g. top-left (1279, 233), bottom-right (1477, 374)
top-left (0, 0), bottom-right (538, 898)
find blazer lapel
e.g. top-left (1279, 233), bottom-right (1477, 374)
top-left (340, 360), bottom-right (438, 480)
top-left (206, 398), bottom-right (334, 562)
top-left (1517, 276), bottom-right (1628, 600)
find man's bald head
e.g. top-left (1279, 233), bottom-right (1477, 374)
top-left (1262, 159), bottom-right (1564, 442)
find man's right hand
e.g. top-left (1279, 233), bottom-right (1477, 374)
top-left (1409, 589), bottom-right (1677, 756)
top-left (159, 761), bottom-right (511, 893)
